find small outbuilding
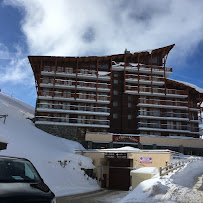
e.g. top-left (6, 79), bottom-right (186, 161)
top-left (76, 147), bottom-right (174, 190)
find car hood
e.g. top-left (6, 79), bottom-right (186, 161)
top-left (0, 182), bottom-right (54, 201)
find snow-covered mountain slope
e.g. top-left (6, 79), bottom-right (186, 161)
top-left (0, 92), bottom-right (99, 196)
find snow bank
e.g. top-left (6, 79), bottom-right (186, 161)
top-left (0, 92), bottom-right (99, 196)
top-left (119, 158), bottom-right (203, 203)
top-left (170, 158), bottom-right (203, 188)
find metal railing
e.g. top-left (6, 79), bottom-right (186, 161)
top-left (159, 158), bottom-right (197, 176)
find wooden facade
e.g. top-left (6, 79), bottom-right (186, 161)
top-left (28, 44), bottom-right (203, 143)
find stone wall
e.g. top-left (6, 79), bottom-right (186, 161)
top-left (35, 124), bottom-right (87, 147)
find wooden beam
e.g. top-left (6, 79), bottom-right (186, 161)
top-left (124, 55), bottom-right (126, 92)
top-left (138, 54), bottom-right (140, 93)
top-left (150, 51), bottom-right (153, 94)
top-left (52, 59), bottom-right (57, 98)
top-left (75, 58), bottom-right (79, 100)
top-left (110, 57), bottom-right (112, 102)
top-left (96, 59), bottom-right (98, 102)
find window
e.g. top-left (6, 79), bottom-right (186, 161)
top-left (128, 103), bottom-right (131, 108)
top-left (114, 73), bottom-right (118, 77)
top-left (128, 115), bottom-right (132, 119)
top-left (128, 96), bottom-right (132, 101)
top-left (114, 79), bottom-right (118, 84)
top-left (113, 114), bottom-right (117, 119)
top-left (113, 90), bottom-right (118, 95)
top-left (113, 102), bottom-right (118, 107)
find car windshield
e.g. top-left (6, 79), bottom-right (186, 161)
top-left (0, 158), bottom-right (41, 183)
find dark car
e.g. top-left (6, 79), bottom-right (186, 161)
top-left (0, 156), bottom-right (56, 203)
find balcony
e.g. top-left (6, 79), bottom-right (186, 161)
top-left (137, 98), bottom-right (188, 109)
top-left (138, 122), bottom-right (190, 133)
top-left (36, 103), bottom-right (110, 116)
top-left (126, 74), bottom-right (165, 86)
top-left (41, 69), bottom-right (111, 81)
top-left (40, 78), bottom-right (110, 92)
top-left (125, 85), bottom-right (187, 98)
top-left (137, 111), bottom-right (189, 121)
top-left (112, 62), bottom-right (172, 77)
top-left (35, 116), bottom-right (110, 128)
top-left (37, 103), bottom-right (110, 113)
top-left (38, 91), bottom-right (110, 103)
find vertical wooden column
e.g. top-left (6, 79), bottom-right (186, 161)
top-left (150, 52), bottom-right (153, 94)
top-left (75, 58), bottom-right (78, 100)
top-left (96, 59), bottom-right (98, 102)
top-left (124, 56), bottom-right (126, 91)
top-left (199, 93), bottom-right (202, 122)
top-left (138, 54), bottom-right (140, 93)
top-left (187, 87), bottom-right (190, 120)
top-left (36, 58), bottom-right (42, 94)
top-left (110, 57), bottom-right (112, 102)
top-left (164, 55), bottom-right (167, 95)
top-left (52, 58), bottom-right (57, 98)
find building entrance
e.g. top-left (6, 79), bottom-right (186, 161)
top-left (108, 158), bottom-right (131, 190)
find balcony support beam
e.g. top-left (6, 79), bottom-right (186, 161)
top-left (138, 54), bottom-right (140, 93)
top-left (124, 55), bottom-right (126, 91)
top-left (75, 58), bottom-right (79, 100)
top-left (52, 59), bottom-right (57, 98)
top-left (150, 52), bottom-right (153, 94)
top-left (96, 59), bottom-right (98, 101)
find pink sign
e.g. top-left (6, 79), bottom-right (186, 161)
top-left (140, 156), bottom-right (152, 163)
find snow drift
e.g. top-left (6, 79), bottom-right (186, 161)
top-left (0, 92), bottom-right (99, 196)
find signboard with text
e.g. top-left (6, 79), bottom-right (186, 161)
top-left (113, 135), bottom-right (140, 143)
top-left (140, 156), bottom-right (152, 163)
top-left (105, 153), bottom-right (127, 159)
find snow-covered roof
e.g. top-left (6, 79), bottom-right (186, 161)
top-left (0, 136), bottom-right (8, 144)
top-left (131, 167), bottom-right (159, 174)
top-left (168, 79), bottom-right (203, 94)
top-left (79, 147), bottom-right (172, 154)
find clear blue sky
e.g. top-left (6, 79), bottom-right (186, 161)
top-left (0, 0), bottom-right (203, 107)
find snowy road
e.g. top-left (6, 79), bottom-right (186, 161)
top-left (56, 189), bottom-right (129, 203)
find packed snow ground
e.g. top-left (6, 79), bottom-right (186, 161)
top-left (0, 92), bottom-right (99, 196)
top-left (119, 158), bottom-right (203, 203)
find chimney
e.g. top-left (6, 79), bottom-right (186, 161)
top-left (124, 48), bottom-right (131, 54)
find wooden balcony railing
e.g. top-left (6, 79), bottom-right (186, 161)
top-left (138, 122), bottom-right (190, 131)
top-left (38, 91), bottom-right (110, 102)
top-left (37, 103), bottom-right (110, 113)
top-left (42, 68), bottom-right (110, 78)
top-left (35, 116), bottom-right (110, 126)
top-left (138, 111), bottom-right (189, 119)
top-left (112, 62), bottom-right (173, 72)
top-left (40, 78), bottom-right (110, 89)
top-left (126, 85), bottom-right (187, 96)
top-left (126, 74), bottom-right (164, 83)
top-left (138, 98), bottom-right (188, 108)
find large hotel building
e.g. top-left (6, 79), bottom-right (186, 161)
top-left (28, 44), bottom-right (203, 155)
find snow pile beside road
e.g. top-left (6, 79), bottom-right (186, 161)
top-left (119, 158), bottom-right (203, 203)
top-left (0, 92), bottom-right (99, 196)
